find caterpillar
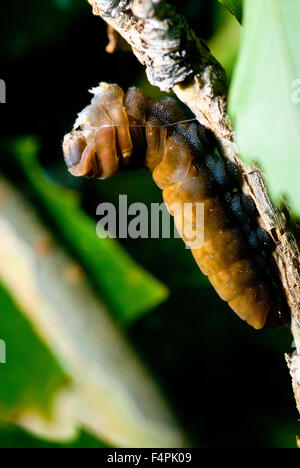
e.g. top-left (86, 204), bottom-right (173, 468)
top-left (63, 83), bottom-right (288, 329)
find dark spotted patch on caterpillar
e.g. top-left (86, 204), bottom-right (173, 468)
top-left (63, 83), bottom-right (289, 330)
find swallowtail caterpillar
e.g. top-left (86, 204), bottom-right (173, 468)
top-left (63, 83), bottom-right (288, 329)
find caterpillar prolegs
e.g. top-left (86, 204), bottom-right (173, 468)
top-left (63, 83), bottom-right (288, 329)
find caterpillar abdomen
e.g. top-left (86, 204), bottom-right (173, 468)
top-left (63, 83), bottom-right (288, 329)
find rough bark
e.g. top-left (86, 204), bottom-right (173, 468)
top-left (87, 0), bottom-right (300, 419)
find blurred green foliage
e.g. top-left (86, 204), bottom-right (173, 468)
top-left (209, 3), bottom-right (241, 79)
top-left (0, 283), bottom-right (67, 417)
top-left (0, 425), bottom-right (109, 448)
top-left (230, 0), bottom-right (300, 216)
top-left (0, 0), bottom-right (298, 449)
top-left (218, 0), bottom-right (243, 23)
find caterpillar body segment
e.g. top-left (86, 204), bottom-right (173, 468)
top-left (63, 83), bottom-right (288, 330)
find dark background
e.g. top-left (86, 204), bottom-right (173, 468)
top-left (0, 0), bottom-right (298, 448)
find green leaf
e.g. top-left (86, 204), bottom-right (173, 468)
top-left (0, 425), bottom-right (109, 448)
top-left (0, 178), bottom-right (186, 448)
top-left (218, 0), bottom-right (243, 23)
top-left (0, 283), bottom-right (68, 417)
top-left (229, 0), bottom-right (300, 216)
top-left (209, 2), bottom-right (242, 79)
top-left (0, 0), bottom-right (87, 60)
top-left (8, 137), bottom-right (168, 324)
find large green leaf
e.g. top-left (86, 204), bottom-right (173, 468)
top-left (0, 178), bottom-right (186, 448)
top-left (229, 0), bottom-right (300, 216)
top-left (0, 283), bottom-right (68, 417)
top-left (7, 137), bottom-right (168, 324)
top-left (0, 425), bottom-right (109, 448)
top-left (218, 0), bottom-right (243, 23)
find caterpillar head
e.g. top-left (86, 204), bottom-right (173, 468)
top-left (63, 82), bottom-right (132, 179)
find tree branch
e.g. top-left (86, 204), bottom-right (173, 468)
top-left (87, 0), bottom-right (300, 419)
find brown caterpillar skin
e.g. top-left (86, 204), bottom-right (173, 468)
top-left (63, 83), bottom-right (289, 329)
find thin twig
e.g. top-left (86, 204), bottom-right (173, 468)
top-left (87, 0), bottom-right (300, 418)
